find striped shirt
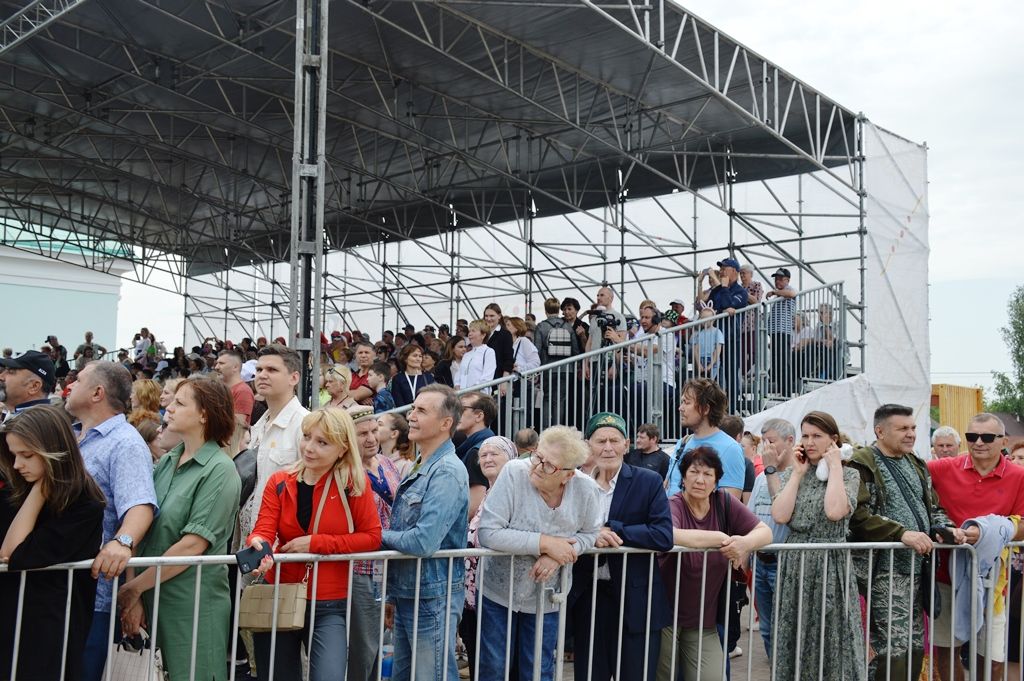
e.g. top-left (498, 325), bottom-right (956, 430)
top-left (766, 285), bottom-right (796, 334)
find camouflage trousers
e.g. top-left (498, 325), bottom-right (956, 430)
top-left (868, 571), bottom-right (926, 681)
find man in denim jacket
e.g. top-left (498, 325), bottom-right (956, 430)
top-left (382, 384), bottom-right (469, 680)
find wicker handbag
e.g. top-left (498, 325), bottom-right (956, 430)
top-left (239, 474), bottom-right (351, 632)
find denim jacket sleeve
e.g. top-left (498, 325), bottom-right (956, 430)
top-left (382, 463), bottom-right (467, 557)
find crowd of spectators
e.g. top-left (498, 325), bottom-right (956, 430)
top-left (1, 266), bottom-right (1019, 681)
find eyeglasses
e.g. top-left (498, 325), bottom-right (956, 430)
top-left (529, 453), bottom-right (574, 476)
top-left (965, 432), bottom-right (1003, 444)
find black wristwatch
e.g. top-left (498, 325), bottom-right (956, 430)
top-left (764, 466), bottom-right (778, 476)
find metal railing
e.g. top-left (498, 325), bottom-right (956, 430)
top-left (3, 540), bottom-right (1019, 681)
top-left (389, 282), bottom-right (847, 438)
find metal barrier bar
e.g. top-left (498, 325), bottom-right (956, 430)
top-left (383, 282), bottom-right (847, 442)
top-left (4, 541), bottom-right (1017, 681)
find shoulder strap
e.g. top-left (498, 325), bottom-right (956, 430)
top-left (873, 447), bottom-right (928, 533)
top-left (311, 475), bottom-right (332, 534)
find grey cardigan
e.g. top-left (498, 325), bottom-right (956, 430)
top-left (477, 459), bottom-right (602, 613)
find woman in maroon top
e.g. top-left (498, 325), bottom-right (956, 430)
top-left (658, 445), bottom-right (770, 681)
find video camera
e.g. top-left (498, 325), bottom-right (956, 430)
top-left (586, 307), bottom-right (621, 330)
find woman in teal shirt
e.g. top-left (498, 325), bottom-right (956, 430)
top-left (118, 377), bottom-right (241, 681)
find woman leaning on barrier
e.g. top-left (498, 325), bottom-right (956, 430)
top-left (246, 407), bottom-right (382, 681)
top-left (477, 426), bottom-right (603, 681)
top-left (117, 378), bottom-right (242, 681)
top-left (657, 445), bottom-right (770, 681)
top-left (770, 410), bottom-right (865, 681)
top-left (0, 406), bottom-right (105, 681)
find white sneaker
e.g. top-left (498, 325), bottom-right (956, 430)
top-left (728, 646), bottom-right (743, 659)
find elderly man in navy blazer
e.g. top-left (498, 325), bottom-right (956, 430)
top-left (569, 412), bottom-right (674, 681)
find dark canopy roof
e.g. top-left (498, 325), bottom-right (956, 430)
top-left (0, 0), bottom-right (858, 276)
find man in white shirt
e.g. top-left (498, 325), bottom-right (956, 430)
top-left (241, 343), bottom-right (309, 538)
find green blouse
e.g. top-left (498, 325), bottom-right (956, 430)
top-left (139, 441), bottom-right (241, 681)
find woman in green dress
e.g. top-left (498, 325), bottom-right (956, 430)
top-left (118, 377), bottom-right (241, 681)
top-left (771, 410), bottom-right (865, 681)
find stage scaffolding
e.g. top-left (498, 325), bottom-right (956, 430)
top-left (0, 0), bottom-right (918, 397)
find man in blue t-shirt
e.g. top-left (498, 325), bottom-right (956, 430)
top-left (669, 378), bottom-right (745, 498)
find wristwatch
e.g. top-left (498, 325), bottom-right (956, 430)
top-left (763, 466), bottom-right (778, 476)
top-left (115, 534), bottom-right (134, 549)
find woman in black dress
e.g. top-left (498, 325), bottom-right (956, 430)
top-left (0, 405), bottom-right (105, 681)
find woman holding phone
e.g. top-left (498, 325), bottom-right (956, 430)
top-left (770, 411), bottom-right (864, 681)
top-left (246, 407), bottom-right (382, 681)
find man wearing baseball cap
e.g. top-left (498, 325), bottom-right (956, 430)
top-left (765, 268), bottom-right (797, 394)
top-left (0, 350), bottom-right (56, 414)
top-left (698, 257), bottom-right (748, 410)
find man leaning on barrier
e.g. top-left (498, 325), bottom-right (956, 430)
top-left (568, 411), bottom-right (674, 681)
top-left (848, 404), bottom-right (963, 681)
top-left (381, 384), bottom-right (469, 681)
top-left (64, 361), bottom-right (158, 681)
top-left (928, 412), bottom-right (1024, 681)
top-left (745, 417), bottom-right (798, 658)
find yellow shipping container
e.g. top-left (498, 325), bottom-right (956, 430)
top-left (930, 384), bottom-right (984, 448)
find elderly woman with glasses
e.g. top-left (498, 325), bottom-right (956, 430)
top-left (477, 426), bottom-right (602, 681)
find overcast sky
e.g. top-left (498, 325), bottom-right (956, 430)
top-left (679, 1), bottom-right (1021, 391)
top-left (118, 0), bottom-right (1019, 392)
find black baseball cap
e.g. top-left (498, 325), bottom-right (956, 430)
top-left (771, 268), bottom-right (792, 279)
top-left (0, 350), bottom-right (57, 391)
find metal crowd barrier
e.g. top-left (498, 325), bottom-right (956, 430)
top-left (386, 282), bottom-right (846, 439)
top-left (3, 540), bottom-right (1021, 681)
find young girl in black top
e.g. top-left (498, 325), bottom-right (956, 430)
top-left (0, 406), bottom-right (105, 681)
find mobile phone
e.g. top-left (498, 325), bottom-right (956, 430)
top-left (932, 526), bottom-right (956, 544)
top-left (235, 543), bottom-right (273, 573)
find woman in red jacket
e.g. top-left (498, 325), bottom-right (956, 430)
top-left (247, 407), bottom-right (382, 681)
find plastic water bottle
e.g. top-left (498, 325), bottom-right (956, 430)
top-left (380, 629), bottom-right (394, 680)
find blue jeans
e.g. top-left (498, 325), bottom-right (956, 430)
top-left (754, 561), bottom-right (778, 658)
top-left (392, 591), bottom-right (462, 681)
top-left (81, 609), bottom-right (121, 681)
top-left (254, 599), bottom-right (348, 681)
top-left (347, 573), bottom-right (382, 680)
top-left (479, 597), bottom-right (558, 681)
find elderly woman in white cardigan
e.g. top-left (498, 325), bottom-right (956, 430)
top-left (477, 426), bottom-right (602, 681)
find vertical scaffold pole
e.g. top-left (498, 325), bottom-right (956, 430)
top-left (287, 0), bottom-right (328, 407)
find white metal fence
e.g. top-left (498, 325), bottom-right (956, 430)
top-left (3, 541), bottom-right (1021, 681)
top-left (389, 282), bottom-right (847, 439)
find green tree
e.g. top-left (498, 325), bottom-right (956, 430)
top-left (987, 285), bottom-right (1024, 419)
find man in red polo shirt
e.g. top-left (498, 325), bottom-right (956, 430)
top-left (929, 412), bottom-right (1024, 681)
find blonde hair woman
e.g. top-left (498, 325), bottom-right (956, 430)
top-left (246, 407), bottom-right (383, 681)
top-left (457, 320), bottom-right (497, 392)
top-left (323, 364), bottom-right (357, 410)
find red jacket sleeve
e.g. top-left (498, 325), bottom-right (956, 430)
top-left (249, 472), bottom-right (285, 547)
top-left (309, 476), bottom-right (383, 555)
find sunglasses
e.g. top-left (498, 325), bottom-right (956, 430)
top-left (965, 432), bottom-right (1003, 444)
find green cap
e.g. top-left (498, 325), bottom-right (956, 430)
top-left (585, 412), bottom-right (627, 439)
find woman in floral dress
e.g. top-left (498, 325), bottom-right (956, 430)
top-left (771, 411), bottom-right (865, 681)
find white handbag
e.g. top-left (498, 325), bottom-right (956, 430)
top-left (103, 628), bottom-right (167, 681)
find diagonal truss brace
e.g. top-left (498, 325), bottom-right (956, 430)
top-left (0, 0), bottom-right (87, 55)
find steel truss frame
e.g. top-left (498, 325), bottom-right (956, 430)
top-left (0, 0), bottom-right (868, 372)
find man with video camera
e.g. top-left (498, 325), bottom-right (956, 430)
top-left (583, 287), bottom-right (628, 418)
